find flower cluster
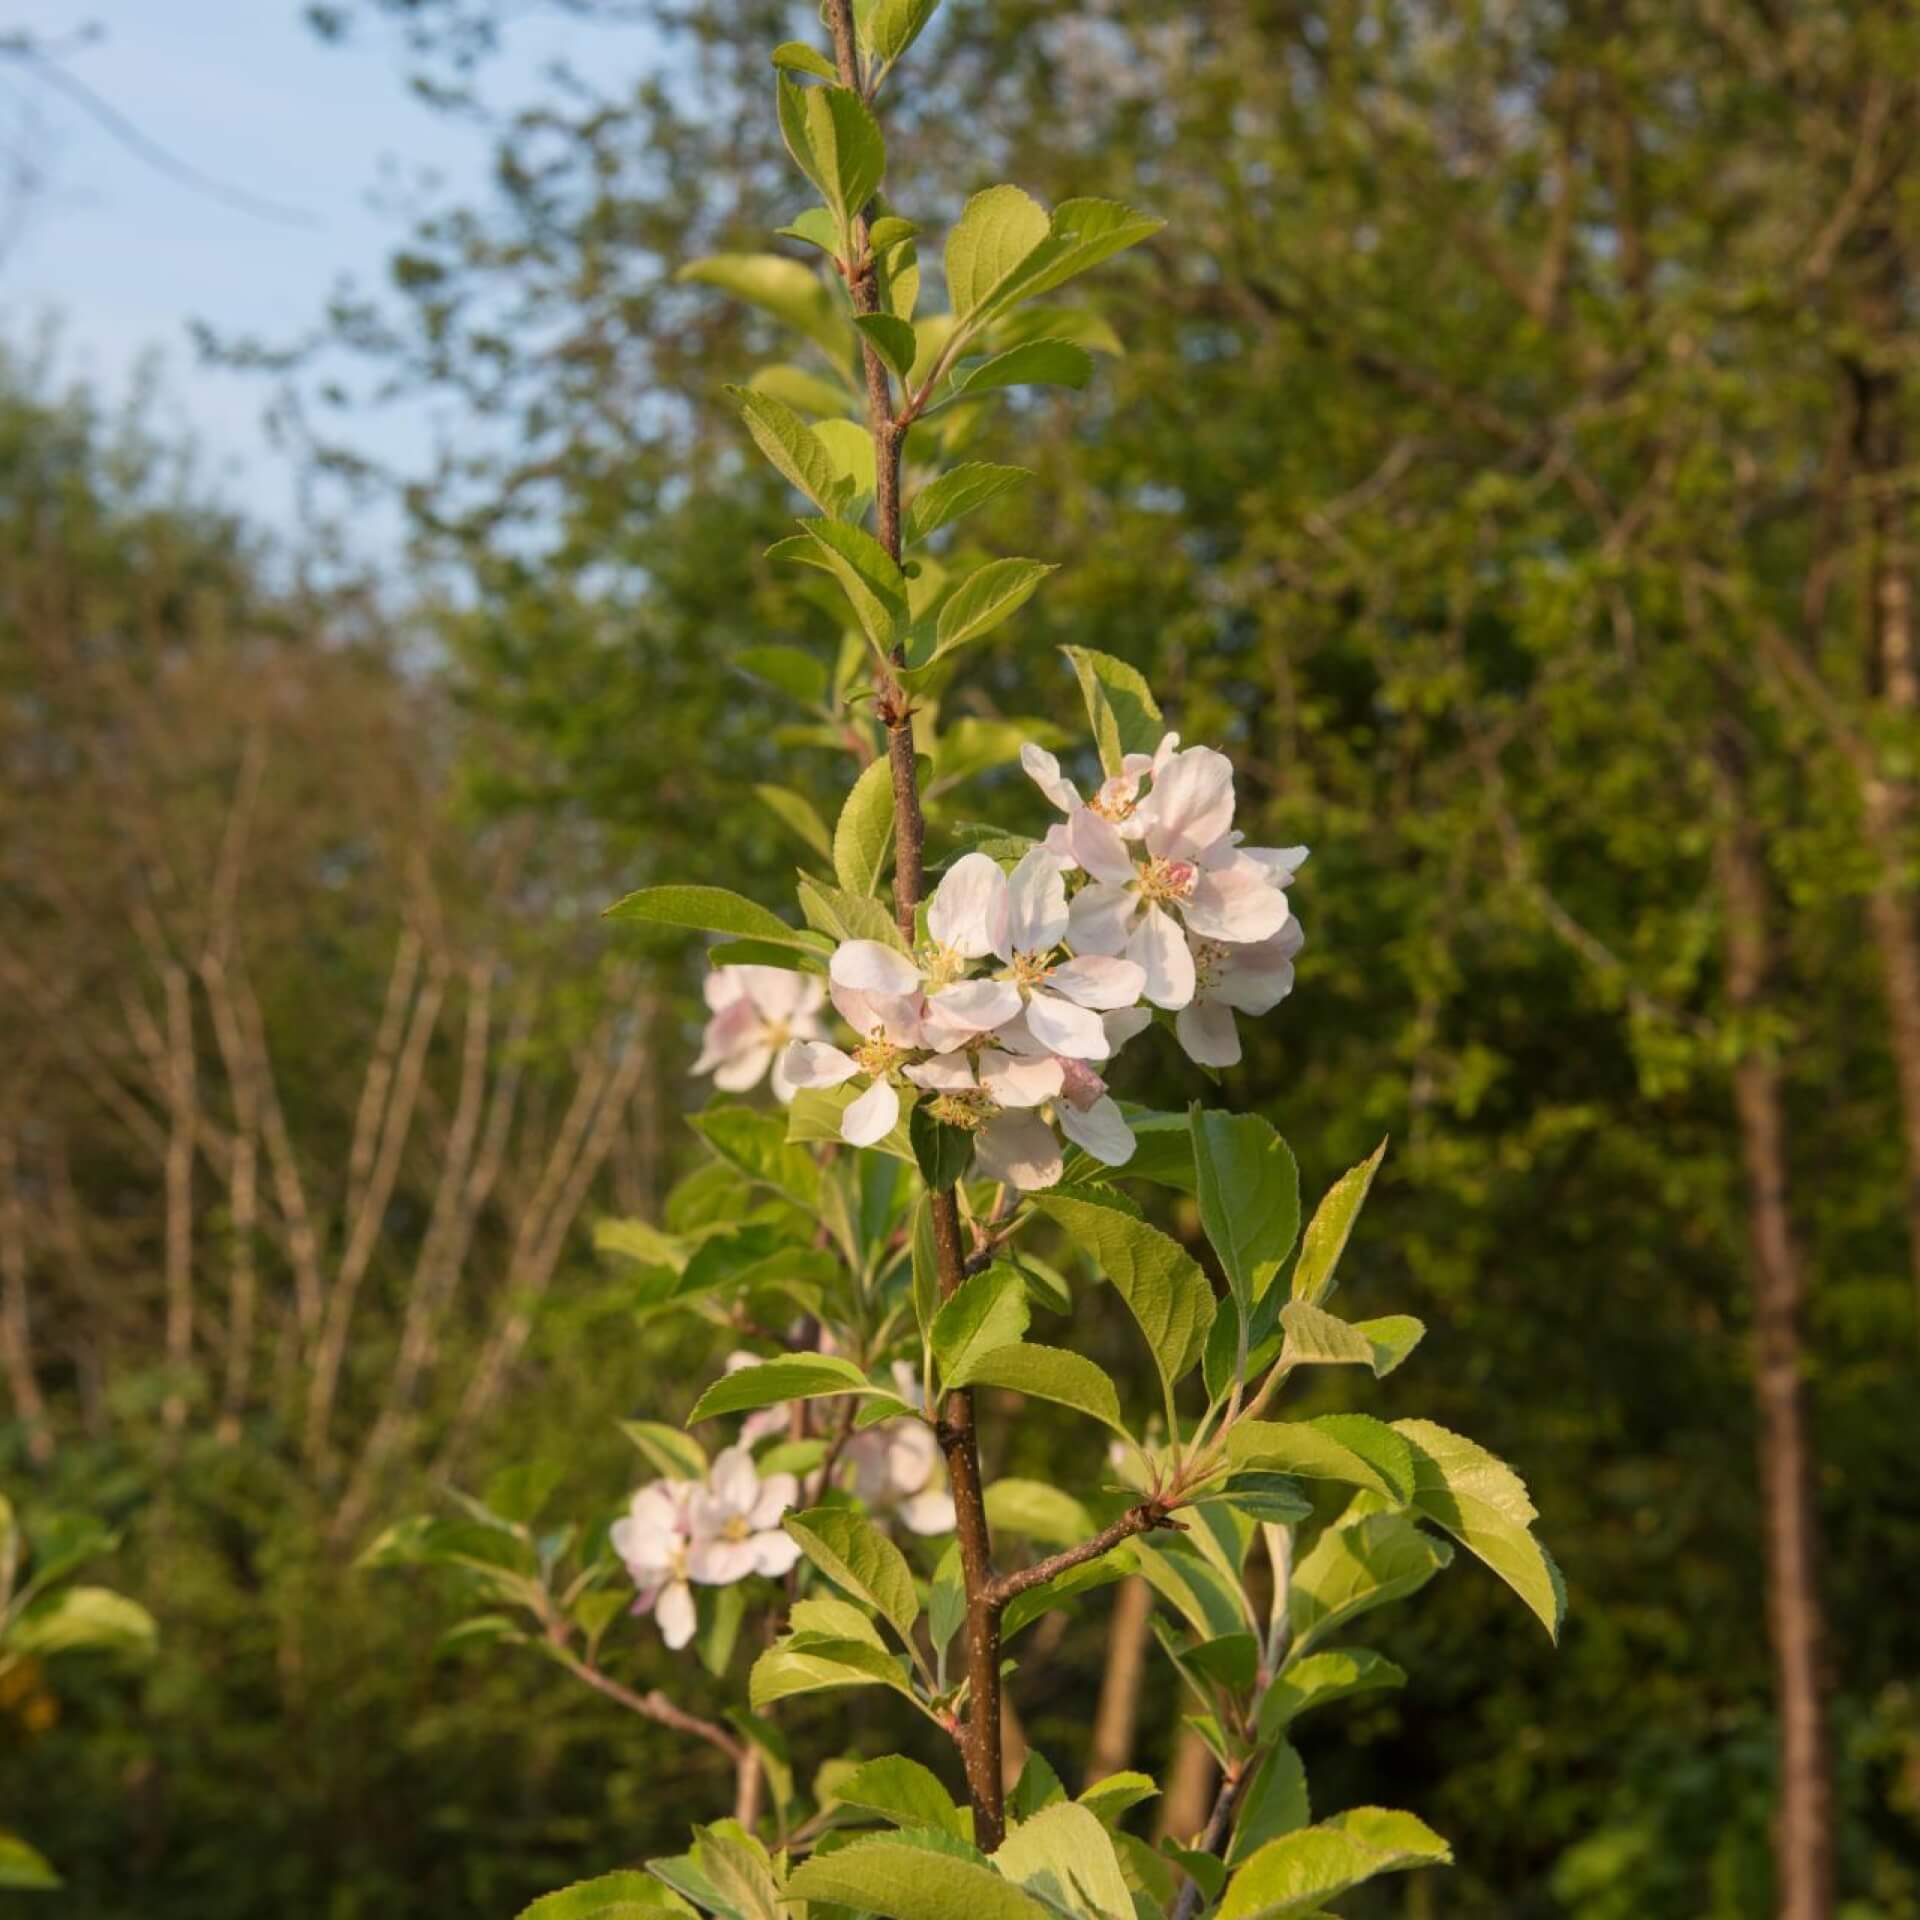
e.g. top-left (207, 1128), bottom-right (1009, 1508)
top-left (775, 734), bottom-right (1305, 1185)
top-left (610, 1445), bottom-right (800, 1650)
top-left (692, 966), bottom-right (827, 1103)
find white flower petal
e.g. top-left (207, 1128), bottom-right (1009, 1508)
top-left (928, 852), bottom-right (1008, 959)
top-left (1102, 1007), bottom-right (1153, 1051)
top-left (974, 1111), bottom-right (1065, 1191)
top-left (750, 1529), bottom-right (803, 1577)
top-left (749, 1472), bottom-right (799, 1529)
top-left (740, 966), bottom-right (817, 1021)
top-left (1067, 882), bottom-right (1138, 957)
top-left (656, 1580), bottom-right (697, 1649)
top-left (1067, 808), bottom-right (1138, 886)
top-left (692, 999), bottom-right (759, 1073)
top-left (1047, 953), bottom-right (1147, 1011)
top-left (1240, 844), bottom-right (1310, 881)
top-left (830, 983), bottom-right (925, 1049)
top-left (1213, 936), bottom-right (1299, 1016)
top-left (1005, 847), bottom-right (1070, 956)
top-left (926, 978), bottom-right (1024, 1043)
top-left (841, 1076), bottom-right (901, 1146)
top-left (688, 1538), bottom-right (756, 1585)
top-left (1129, 904), bottom-right (1197, 1009)
top-left (899, 1490), bottom-right (957, 1535)
top-left (885, 1423), bottom-right (939, 1495)
top-left (708, 1445), bottom-right (758, 1515)
top-left (1023, 988), bottom-right (1111, 1061)
top-left (1176, 999), bottom-right (1243, 1068)
top-left (782, 1040), bottom-right (861, 1089)
top-left (904, 1053), bottom-right (977, 1091)
top-left (978, 1049), bottom-right (1065, 1109)
top-left (830, 940), bottom-right (923, 997)
top-left (1056, 1093), bottom-right (1137, 1165)
top-left (1143, 746), bottom-right (1236, 859)
top-left (1021, 741), bottom-right (1082, 813)
top-left (1182, 858), bottom-right (1289, 944)
top-left (711, 1041), bottom-right (774, 1092)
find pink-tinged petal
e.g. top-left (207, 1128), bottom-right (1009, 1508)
top-left (1042, 821), bottom-right (1079, 867)
top-left (1005, 848), bottom-right (1069, 956)
top-left (1067, 882), bottom-right (1138, 956)
top-left (749, 1473), bottom-right (798, 1529)
top-left (978, 1049), bottom-right (1065, 1109)
top-left (1129, 904), bottom-right (1197, 1009)
top-left (831, 983), bottom-right (926, 1048)
top-left (708, 1445), bottom-right (759, 1514)
top-left (926, 978), bottom-right (1024, 1040)
top-left (768, 1047), bottom-right (803, 1106)
top-left (1067, 807), bottom-right (1138, 885)
top-left (1239, 843), bottom-right (1310, 881)
top-left (783, 1040), bottom-right (861, 1089)
top-left (687, 1538), bottom-right (756, 1585)
top-left (974, 1111), bottom-right (1065, 1191)
top-left (841, 1077), bottom-right (900, 1146)
top-left (1213, 929), bottom-right (1301, 1016)
top-left (656, 1580), bottom-right (697, 1649)
top-left (928, 852), bottom-right (1008, 959)
top-left (899, 1490), bottom-right (957, 1535)
top-left (1182, 858), bottom-right (1289, 944)
top-left (1021, 741), bottom-right (1082, 813)
top-left (710, 1041), bottom-right (774, 1092)
top-left (1023, 988), bottom-right (1111, 1061)
top-left (1102, 1007), bottom-right (1153, 1051)
top-left (750, 1529), bottom-right (803, 1577)
top-left (1143, 745), bottom-right (1235, 858)
top-left (1175, 999), bottom-right (1243, 1068)
top-left (610, 1515), bottom-right (666, 1574)
top-left (1047, 953), bottom-right (1147, 1010)
top-left (702, 968), bottom-right (753, 1012)
top-left (1057, 1094), bottom-right (1137, 1166)
top-left (692, 998), bottom-right (760, 1072)
top-left (904, 1053), bottom-right (977, 1091)
top-left (830, 940), bottom-right (922, 996)
top-left (739, 1404), bottom-right (791, 1446)
top-left (740, 965), bottom-right (816, 1021)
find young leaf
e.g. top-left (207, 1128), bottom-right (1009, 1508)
top-left (771, 41), bottom-right (839, 81)
top-left (932, 1264), bottom-right (1031, 1388)
top-left (994, 1802), bottom-right (1134, 1920)
top-left (855, 313), bottom-right (919, 381)
top-left (748, 1637), bottom-right (921, 1711)
top-left (3, 1587), bottom-right (156, 1659)
top-left (516, 1872), bottom-right (679, 1920)
top-left (678, 254), bottom-right (844, 357)
top-left (812, 418), bottom-right (879, 509)
top-left (1060, 646), bottom-right (1165, 776)
top-left (789, 518), bottom-right (910, 654)
top-left (1356, 1314), bottom-right (1425, 1377)
top-left (1226, 1415), bottom-right (1416, 1505)
top-left (1277, 1301), bottom-right (1378, 1370)
top-left (1077, 1772), bottom-right (1158, 1826)
top-left (906, 559), bottom-right (1055, 671)
top-left (748, 363), bottom-right (854, 418)
top-left (1031, 1191), bottom-right (1215, 1412)
top-left (868, 0), bottom-right (941, 63)
top-left (784, 1506), bottom-right (921, 1642)
top-left (869, 215), bottom-right (921, 251)
top-left (738, 643), bottom-right (830, 705)
top-left (1190, 1108), bottom-right (1301, 1316)
top-left (798, 875), bottom-right (905, 948)
top-left (1225, 1743), bottom-right (1310, 1864)
top-left (777, 77), bottom-right (886, 229)
top-left (1001, 1547), bottom-right (1137, 1640)
top-left (954, 1343), bottom-right (1129, 1437)
top-left (1257, 1648), bottom-right (1406, 1738)
top-left (945, 185), bottom-right (1051, 324)
top-left (729, 386), bottom-right (851, 514)
top-left (604, 885), bottom-right (828, 956)
top-left (904, 463), bottom-right (1032, 545)
top-left (1217, 1809), bottom-right (1450, 1920)
top-left (1391, 1421), bottom-right (1566, 1641)
top-left (834, 757), bottom-right (897, 897)
top-left (951, 340), bottom-right (1093, 396)
top-left (1290, 1141), bottom-right (1387, 1306)
top-left (620, 1420), bottom-right (708, 1482)
top-left (988, 199), bottom-right (1166, 312)
top-left (686, 1355), bottom-right (877, 1423)
top-left (837, 1755), bottom-right (968, 1837)
top-left (1287, 1513), bottom-right (1452, 1656)
top-left (693, 1106), bottom-right (822, 1209)
top-left (755, 783), bottom-right (833, 859)
top-left (786, 1838), bottom-right (1050, 1920)
top-left (909, 1106), bottom-right (976, 1190)
top-left (981, 1478), bottom-right (1092, 1546)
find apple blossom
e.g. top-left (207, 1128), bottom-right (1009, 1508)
top-left (1176, 918), bottom-right (1306, 1068)
top-left (692, 965), bottom-right (827, 1102)
top-left (687, 1445), bottom-right (802, 1584)
top-left (842, 1363), bottom-right (956, 1535)
top-left (610, 1478), bottom-right (700, 1650)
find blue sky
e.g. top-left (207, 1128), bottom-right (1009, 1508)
top-left (1, 0), bottom-right (647, 545)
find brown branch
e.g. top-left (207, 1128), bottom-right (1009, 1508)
top-left (554, 1649), bottom-right (744, 1762)
top-left (985, 1499), bottom-right (1181, 1609)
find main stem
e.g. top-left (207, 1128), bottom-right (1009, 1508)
top-left (822, 0), bottom-right (1003, 1848)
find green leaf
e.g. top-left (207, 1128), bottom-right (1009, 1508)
top-left (520, 1872), bottom-right (682, 1920)
top-left (1031, 1191), bottom-right (1215, 1412)
top-left (604, 885), bottom-right (826, 956)
top-left (0, 1832), bottom-right (61, 1890)
top-left (1009, 1751), bottom-right (1067, 1817)
top-left (738, 643), bottom-right (830, 705)
top-left (1001, 1547), bottom-right (1136, 1640)
top-left (777, 77), bottom-right (886, 228)
top-left (945, 185), bottom-right (1052, 325)
top-left (687, 1355), bottom-right (877, 1423)
top-left (1277, 1301), bottom-right (1378, 1370)
top-left (911, 1196), bottom-right (942, 1349)
top-left (696, 1825), bottom-right (783, 1920)
top-left (798, 874), bottom-right (905, 948)
top-left (787, 1837), bottom-right (1050, 1920)
top-left (909, 558), bottom-right (1055, 671)
top-left (790, 1594), bottom-right (887, 1648)
top-left (952, 340), bottom-right (1093, 396)
top-left (728, 385), bottom-right (850, 514)
top-left (1226, 1415), bottom-right (1416, 1505)
top-left (1190, 1109), bottom-right (1300, 1315)
top-left (910, 1106), bottom-right (976, 1190)
top-left (1209, 1473), bottom-right (1313, 1526)
top-left (933, 1264), bottom-right (1031, 1388)
top-left (784, 1506), bottom-right (920, 1641)
top-left (1391, 1421), bottom-right (1566, 1641)
top-left (1257, 1649), bottom-right (1406, 1738)
top-left (4, 1587), bottom-right (155, 1659)
top-left (678, 253), bottom-right (844, 357)
top-left (770, 40), bottom-right (838, 81)
top-left (748, 364), bottom-right (854, 418)
top-left (995, 1802), bottom-right (1133, 1920)
top-left (856, 313), bottom-right (919, 381)
top-left (904, 463), bottom-right (1033, 545)
top-left (1132, 1539), bottom-right (1247, 1641)
top-left (1077, 1772), bottom-right (1158, 1827)
top-left (869, 215), bottom-right (921, 251)
top-left (834, 756), bottom-right (897, 897)
top-left (868, 0), bottom-right (941, 62)
top-left (955, 1343), bottom-right (1129, 1437)
top-left (1217, 1809), bottom-right (1451, 1920)
top-left (748, 1637), bottom-right (921, 1711)
top-left (787, 518), bottom-right (910, 654)
top-left (1061, 646), bottom-right (1165, 777)
top-left (789, 1083), bottom-right (917, 1162)
top-left (988, 199), bottom-right (1165, 312)
top-left (837, 1755), bottom-right (968, 1836)
top-left (1227, 1743), bottom-right (1310, 1864)
top-left (755, 783), bottom-right (833, 860)
top-left (813, 417), bottom-right (879, 510)
top-left (1290, 1142), bottom-right (1387, 1306)
top-left (1356, 1315), bottom-right (1425, 1377)
top-left (928, 1539), bottom-right (966, 1655)
top-left (982, 1478), bottom-right (1092, 1546)
top-left (1288, 1514), bottom-right (1452, 1656)
top-left (693, 1106), bottom-right (822, 1210)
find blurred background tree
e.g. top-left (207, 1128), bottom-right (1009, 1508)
top-left (3, 2), bottom-right (1920, 1916)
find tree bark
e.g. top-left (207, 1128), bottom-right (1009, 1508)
top-left (1712, 740), bottom-right (1835, 1920)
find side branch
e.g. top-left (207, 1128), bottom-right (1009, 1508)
top-left (985, 1501), bottom-right (1184, 1609)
